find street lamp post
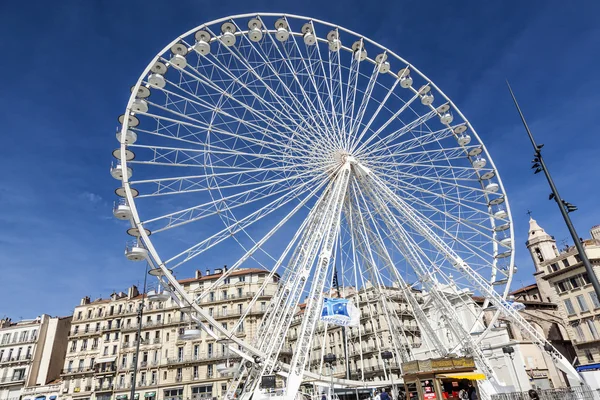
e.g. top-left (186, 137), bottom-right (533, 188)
top-left (130, 264), bottom-right (149, 400)
top-left (381, 351), bottom-right (395, 399)
top-left (507, 82), bottom-right (600, 300)
top-left (502, 346), bottom-right (523, 394)
top-left (324, 353), bottom-right (337, 399)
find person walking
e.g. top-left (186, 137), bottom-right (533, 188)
top-left (380, 389), bottom-right (390, 400)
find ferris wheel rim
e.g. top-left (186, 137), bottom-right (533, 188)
top-left (115, 12), bottom-right (517, 390)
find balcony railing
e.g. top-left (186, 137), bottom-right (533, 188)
top-left (70, 328), bottom-right (101, 337)
top-left (0, 376), bottom-right (26, 384)
top-left (0, 355), bottom-right (32, 364)
top-left (62, 366), bottom-right (95, 375)
top-left (94, 383), bottom-right (114, 391)
top-left (165, 351), bottom-right (239, 365)
top-left (0, 338), bottom-right (37, 347)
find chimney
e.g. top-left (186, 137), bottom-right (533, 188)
top-left (195, 270), bottom-right (202, 279)
top-left (80, 296), bottom-right (91, 306)
top-left (128, 285), bottom-right (139, 299)
top-left (206, 269), bottom-right (210, 276)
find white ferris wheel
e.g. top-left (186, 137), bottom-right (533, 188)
top-left (111, 13), bottom-right (580, 400)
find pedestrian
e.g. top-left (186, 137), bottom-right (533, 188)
top-left (321, 393), bottom-right (327, 400)
top-left (528, 389), bottom-right (540, 400)
top-left (458, 387), bottom-right (469, 400)
top-left (380, 389), bottom-right (390, 400)
top-left (467, 383), bottom-right (478, 400)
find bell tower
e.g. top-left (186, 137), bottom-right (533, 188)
top-left (525, 216), bottom-right (559, 271)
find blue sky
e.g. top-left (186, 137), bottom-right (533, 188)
top-left (1, 1), bottom-right (599, 319)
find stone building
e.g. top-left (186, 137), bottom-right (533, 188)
top-left (525, 218), bottom-right (600, 387)
top-left (287, 283), bottom-right (421, 396)
top-left (59, 267), bottom-right (278, 400)
top-left (0, 315), bottom-right (71, 400)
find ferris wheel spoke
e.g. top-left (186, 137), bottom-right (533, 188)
top-left (142, 88), bottom-right (302, 151)
top-left (364, 126), bottom-right (456, 160)
top-left (262, 18), bottom-right (343, 150)
top-left (141, 169), bottom-right (320, 231)
top-left (163, 173), bottom-right (329, 269)
top-left (355, 108), bottom-right (438, 157)
top-left (166, 45), bottom-right (317, 145)
top-left (350, 79), bottom-right (400, 152)
top-left (201, 27), bottom-right (331, 144)
top-left (130, 168), bottom-right (295, 197)
top-left (347, 63), bottom-right (380, 148)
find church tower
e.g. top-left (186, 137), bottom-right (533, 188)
top-left (525, 216), bottom-right (559, 271)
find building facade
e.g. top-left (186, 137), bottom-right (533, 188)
top-left (59, 267), bottom-right (278, 400)
top-left (0, 315), bottom-right (71, 400)
top-left (286, 283), bottom-right (421, 397)
top-left (526, 218), bottom-right (600, 386)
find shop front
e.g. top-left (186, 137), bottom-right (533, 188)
top-left (401, 357), bottom-right (485, 400)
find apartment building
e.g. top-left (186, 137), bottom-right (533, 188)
top-left (60, 267), bottom-right (278, 400)
top-left (526, 218), bottom-right (600, 385)
top-left (0, 315), bottom-right (71, 400)
top-left (287, 283), bottom-right (421, 393)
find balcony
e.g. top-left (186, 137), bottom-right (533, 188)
top-left (94, 383), bottom-right (114, 392)
top-left (0, 354), bottom-right (32, 364)
top-left (165, 351), bottom-right (237, 366)
top-left (0, 337), bottom-right (37, 347)
top-left (69, 328), bottom-right (101, 337)
top-left (121, 320), bottom-right (164, 332)
top-left (0, 376), bottom-right (26, 385)
top-left (61, 366), bottom-right (95, 375)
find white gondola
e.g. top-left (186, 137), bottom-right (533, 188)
top-left (500, 237), bottom-right (512, 248)
top-left (439, 112), bottom-right (453, 124)
top-left (116, 129), bottom-right (137, 145)
top-left (179, 328), bottom-right (202, 340)
top-left (493, 209), bottom-right (508, 219)
top-left (110, 161), bottom-right (132, 180)
top-left (112, 148), bottom-right (135, 161)
top-left (472, 157), bottom-right (487, 169)
top-left (485, 183), bottom-right (499, 193)
top-left (399, 68), bottom-right (413, 88)
top-left (327, 30), bottom-right (340, 51)
top-left (421, 93), bottom-right (434, 105)
top-left (113, 199), bottom-right (132, 220)
top-left (125, 241), bottom-right (148, 261)
top-left (148, 73), bottom-right (166, 89)
top-left (247, 19), bottom-right (263, 42)
top-left (302, 23), bottom-right (315, 45)
top-left (457, 134), bottom-right (471, 146)
top-left (147, 287), bottom-right (170, 302)
top-left (275, 19), bottom-right (289, 42)
top-left (170, 54), bottom-right (187, 69)
top-left (131, 99), bottom-right (148, 113)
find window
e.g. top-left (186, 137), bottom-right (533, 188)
top-left (77, 311), bottom-right (83, 320)
top-left (237, 288), bottom-right (243, 298)
top-left (590, 292), bottom-right (600, 309)
top-left (534, 248), bottom-right (543, 262)
top-left (581, 274), bottom-right (591, 285)
top-left (587, 319), bottom-right (599, 340)
top-left (151, 371), bottom-right (157, 384)
top-left (82, 339), bottom-right (88, 350)
top-left (178, 347), bottom-right (184, 361)
top-left (222, 306), bottom-right (228, 316)
top-left (103, 346), bottom-right (109, 356)
top-left (576, 295), bottom-right (589, 312)
top-left (222, 290), bottom-right (228, 300)
top-left (562, 259), bottom-right (570, 268)
top-left (550, 263), bottom-right (559, 272)
top-left (207, 364), bottom-right (214, 377)
top-left (260, 302), bottom-right (266, 312)
top-left (237, 304), bottom-right (243, 314)
top-left (193, 345), bottom-right (200, 358)
top-left (584, 349), bottom-right (594, 363)
top-left (193, 365), bottom-right (199, 379)
top-left (570, 277), bottom-right (581, 289)
top-left (192, 385), bottom-right (212, 397)
top-left (121, 355), bottom-right (127, 368)
top-left (573, 322), bottom-right (585, 341)
top-left (176, 367), bottom-right (182, 381)
top-left (68, 360), bottom-right (74, 372)
top-left (239, 275), bottom-right (246, 283)
top-left (209, 292), bottom-right (215, 302)
top-left (564, 299), bottom-right (576, 315)
top-left (208, 308), bottom-right (213, 316)
top-left (223, 277), bottom-right (230, 284)
top-left (207, 343), bottom-right (213, 356)
top-left (575, 254), bottom-right (582, 263)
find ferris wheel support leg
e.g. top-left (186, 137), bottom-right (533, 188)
top-left (368, 175), bottom-right (584, 385)
top-left (285, 164), bottom-right (351, 399)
